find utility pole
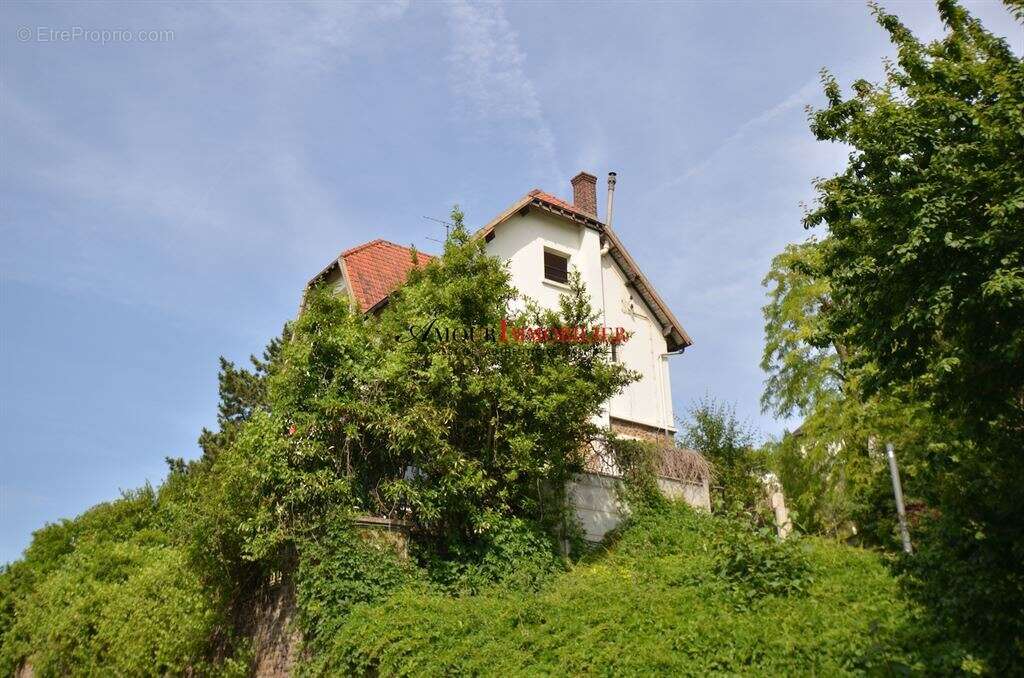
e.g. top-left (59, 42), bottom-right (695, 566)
top-left (885, 443), bottom-right (913, 554)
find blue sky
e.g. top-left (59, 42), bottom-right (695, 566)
top-left (1, 1), bottom-right (1020, 564)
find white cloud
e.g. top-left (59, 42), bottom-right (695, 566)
top-left (650, 77), bottom-right (824, 198)
top-left (444, 1), bottom-right (560, 186)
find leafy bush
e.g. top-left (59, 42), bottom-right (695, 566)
top-left (0, 488), bottom-right (243, 677)
top-left (311, 502), bottom-right (967, 676)
top-left (417, 513), bottom-right (566, 595)
top-left (295, 512), bottom-right (414, 653)
top-left (681, 398), bottom-right (768, 517)
top-left (700, 518), bottom-right (810, 602)
top-left (606, 502), bottom-right (811, 606)
top-left (296, 513), bottom-right (566, 676)
top-left (894, 511), bottom-right (1024, 674)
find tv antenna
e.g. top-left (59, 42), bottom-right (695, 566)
top-left (422, 215), bottom-right (454, 246)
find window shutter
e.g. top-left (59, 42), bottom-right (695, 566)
top-left (544, 251), bottom-right (569, 284)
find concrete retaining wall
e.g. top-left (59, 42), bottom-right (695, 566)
top-left (568, 472), bottom-right (711, 542)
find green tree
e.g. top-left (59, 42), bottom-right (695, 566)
top-left (767, 389), bottom-right (941, 543)
top-left (682, 398), bottom-right (766, 517)
top-left (195, 327), bottom-right (288, 463)
top-left (761, 238), bottom-right (844, 420)
top-left (807, 3), bottom-right (1023, 432)
top-left (185, 207), bottom-right (639, 658)
top-left (186, 206), bottom-right (637, 587)
top-left (800, 1), bottom-right (1024, 668)
top-left (264, 207), bottom-right (635, 542)
top-left (760, 239), bottom-right (943, 541)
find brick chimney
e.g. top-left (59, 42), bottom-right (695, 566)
top-left (571, 171), bottom-right (598, 218)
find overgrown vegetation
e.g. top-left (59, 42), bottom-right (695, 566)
top-left (681, 398), bottom-right (767, 518)
top-left (0, 486), bottom-right (248, 677)
top-left (2, 204), bottom-right (969, 676)
top-left (761, 0), bottom-right (1024, 671)
top-left (313, 502), bottom-right (968, 676)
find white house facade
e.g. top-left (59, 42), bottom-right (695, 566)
top-left (475, 172), bottom-right (706, 539)
top-left (478, 173), bottom-right (687, 437)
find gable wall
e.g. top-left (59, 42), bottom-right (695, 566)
top-left (602, 255), bottom-right (675, 431)
top-left (484, 209), bottom-right (674, 431)
top-left (317, 263), bottom-right (352, 309)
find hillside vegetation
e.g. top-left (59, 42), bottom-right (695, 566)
top-left (2, 488), bottom-right (966, 676)
top-left (319, 502), bottom-right (963, 676)
top-left (759, 2), bottom-right (1024, 668)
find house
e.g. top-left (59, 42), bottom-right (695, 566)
top-left (306, 171), bottom-right (710, 540)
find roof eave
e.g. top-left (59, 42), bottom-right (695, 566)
top-left (475, 192), bottom-right (604, 241)
top-left (602, 226), bottom-right (693, 350)
top-left (306, 256), bottom-right (341, 289)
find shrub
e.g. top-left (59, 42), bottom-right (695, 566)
top-left (295, 512), bottom-right (414, 655)
top-left (0, 520), bottom-right (226, 676)
top-left (0, 486), bottom-right (251, 677)
top-left (308, 501), bottom-right (965, 675)
top-left (681, 398), bottom-right (768, 518)
top-left (416, 513), bottom-right (566, 595)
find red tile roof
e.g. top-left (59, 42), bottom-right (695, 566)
top-left (340, 239), bottom-right (433, 312)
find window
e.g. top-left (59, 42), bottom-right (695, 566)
top-left (610, 342), bottom-right (619, 363)
top-left (544, 250), bottom-right (569, 284)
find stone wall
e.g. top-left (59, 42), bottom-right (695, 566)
top-left (568, 473), bottom-right (627, 541)
top-left (241, 517), bottom-right (412, 677)
top-left (570, 417), bottom-right (712, 541)
top-left (658, 476), bottom-right (711, 511)
top-left (241, 575), bottom-right (301, 678)
top-left (610, 416), bottom-right (673, 443)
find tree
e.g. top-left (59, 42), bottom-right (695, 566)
top-left (799, 1), bottom-right (1024, 668)
top-left (761, 239), bottom-right (943, 541)
top-left (806, 0), bottom-right (1023, 436)
top-left (682, 398), bottom-right (766, 517)
top-left (767, 388), bottom-right (941, 543)
top-left (195, 327), bottom-right (288, 463)
top-left (761, 238), bottom-right (844, 420)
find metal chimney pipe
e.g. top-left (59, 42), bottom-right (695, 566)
top-left (605, 172), bottom-right (617, 228)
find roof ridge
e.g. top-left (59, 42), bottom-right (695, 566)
top-left (339, 238), bottom-right (387, 258)
top-left (339, 238), bottom-right (435, 260)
